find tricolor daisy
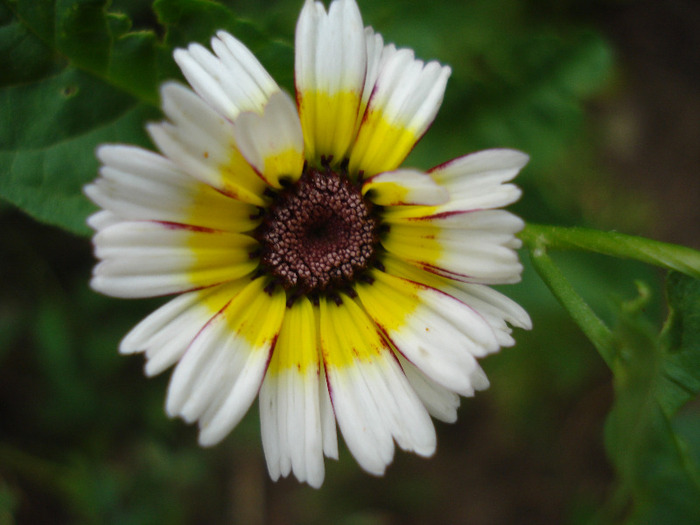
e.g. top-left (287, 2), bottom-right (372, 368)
top-left (86, 0), bottom-right (531, 488)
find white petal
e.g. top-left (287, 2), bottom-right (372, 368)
top-left (260, 367), bottom-right (327, 488)
top-left (148, 83), bottom-right (267, 205)
top-left (91, 221), bottom-right (257, 298)
top-left (357, 27), bottom-right (385, 127)
top-left (164, 279), bottom-right (286, 446)
top-left (429, 149), bottom-right (529, 211)
top-left (319, 295), bottom-right (436, 475)
top-left (355, 270), bottom-right (499, 396)
top-left (362, 169), bottom-right (448, 206)
top-left (349, 44), bottom-right (451, 175)
top-left (381, 210), bottom-right (525, 285)
top-left (398, 355), bottom-right (460, 423)
top-left (174, 32), bottom-right (278, 121)
top-left (170, 315), bottom-right (237, 424)
top-left (87, 145), bottom-right (257, 231)
top-left (469, 365), bottom-right (490, 391)
top-left (259, 297), bottom-right (326, 488)
top-left (296, 0), bottom-right (365, 96)
top-left (260, 373), bottom-right (282, 481)
top-left (382, 255), bottom-right (531, 348)
top-left (328, 366), bottom-right (394, 475)
top-left (447, 282), bottom-right (532, 346)
top-left (399, 209), bottom-right (525, 231)
top-left (319, 368), bottom-right (338, 460)
top-left (214, 31), bottom-right (278, 96)
top-left (119, 283), bottom-right (241, 377)
top-left (87, 210), bottom-right (119, 231)
top-left (233, 91), bottom-right (305, 188)
top-left (295, 0), bottom-right (366, 162)
top-left (370, 49), bottom-right (450, 135)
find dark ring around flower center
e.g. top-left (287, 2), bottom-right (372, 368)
top-left (254, 165), bottom-right (381, 298)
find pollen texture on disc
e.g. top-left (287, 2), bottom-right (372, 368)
top-left (257, 168), bottom-right (379, 294)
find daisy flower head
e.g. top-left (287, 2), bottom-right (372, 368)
top-left (86, 0), bottom-right (532, 488)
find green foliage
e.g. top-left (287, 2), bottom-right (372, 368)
top-left (522, 225), bottom-right (700, 280)
top-left (2, 0), bottom-right (699, 524)
top-left (605, 274), bottom-right (700, 524)
top-left (0, 0), bottom-right (292, 235)
top-left (524, 230), bottom-right (700, 524)
top-left (1, 0), bottom-right (153, 234)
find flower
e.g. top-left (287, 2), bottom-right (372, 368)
top-left (85, 0), bottom-right (531, 488)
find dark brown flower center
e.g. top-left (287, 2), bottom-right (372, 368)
top-left (256, 166), bottom-right (379, 295)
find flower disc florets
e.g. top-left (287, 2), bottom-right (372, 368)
top-left (256, 164), bottom-right (380, 295)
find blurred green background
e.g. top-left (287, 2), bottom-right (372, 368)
top-left (1, 0), bottom-right (699, 523)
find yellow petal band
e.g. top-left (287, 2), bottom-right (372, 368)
top-left (299, 90), bottom-right (361, 165)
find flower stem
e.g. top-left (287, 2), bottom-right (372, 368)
top-left (520, 224), bottom-right (700, 278)
top-left (528, 246), bottom-right (617, 368)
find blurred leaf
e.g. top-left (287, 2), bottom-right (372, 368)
top-left (0, 478), bottom-right (19, 524)
top-left (604, 273), bottom-right (700, 524)
top-left (658, 273), bottom-right (700, 414)
top-left (33, 298), bottom-right (99, 425)
top-left (461, 30), bottom-right (613, 165)
top-left (0, 0), bottom-right (160, 235)
top-left (0, 0), bottom-right (292, 236)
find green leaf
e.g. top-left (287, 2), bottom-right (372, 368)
top-left (659, 273), bottom-right (700, 414)
top-left (0, 0), bottom-right (160, 235)
top-left (465, 30), bottom-right (613, 159)
top-left (0, 0), bottom-right (292, 235)
top-left (154, 0), bottom-right (240, 47)
top-left (521, 224), bottom-right (700, 280)
top-left (604, 273), bottom-right (700, 524)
